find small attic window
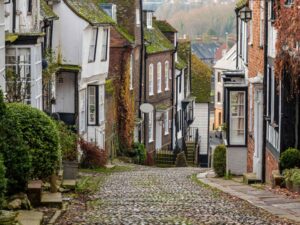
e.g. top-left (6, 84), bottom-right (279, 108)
top-left (147, 12), bottom-right (153, 29)
top-left (100, 3), bottom-right (117, 22)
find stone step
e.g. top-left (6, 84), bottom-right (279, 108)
top-left (62, 179), bottom-right (77, 190)
top-left (27, 180), bottom-right (42, 207)
top-left (41, 192), bottom-right (63, 208)
top-left (17, 210), bottom-right (43, 225)
top-left (243, 173), bottom-right (262, 185)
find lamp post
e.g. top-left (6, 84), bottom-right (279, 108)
top-left (240, 6), bottom-right (252, 23)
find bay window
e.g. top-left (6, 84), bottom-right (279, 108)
top-left (157, 62), bottom-right (162, 93)
top-left (149, 64), bottom-right (154, 96)
top-left (229, 91), bottom-right (246, 145)
top-left (165, 61), bottom-right (169, 90)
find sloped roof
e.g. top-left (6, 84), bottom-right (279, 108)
top-left (236, 0), bottom-right (247, 9)
top-left (214, 44), bottom-right (237, 71)
top-left (191, 42), bottom-right (219, 60)
top-left (155, 20), bottom-right (177, 33)
top-left (144, 21), bottom-right (175, 54)
top-left (63, 0), bottom-right (114, 26)
top-left (41, 0), bottom-right (59, 20)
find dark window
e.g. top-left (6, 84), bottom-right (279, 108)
top-left (217, 92), bottom-right (221, 102)
top-left (274, 81), bottom-right (279, 125)
top-left (101, 29), bottom-right (109, 61)
top-left (217, 72), bottom-right (221, 82)
top-left (88, 28), bottom-right (98, 63)
top-left (268, 67), bottom-right (272, 117)
top-left (27, 0), bottom-right (32, 13)
top-left (270, 0), bottom-right (276, 20)
top-left (219, 112), bottom-right (222, 125)
top-left (285, 0), bottom-right (294, 5)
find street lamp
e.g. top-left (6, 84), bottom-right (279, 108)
top-left (240, 6), bottom-right (252, 23)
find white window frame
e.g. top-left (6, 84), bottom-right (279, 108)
top-left (157, 62), bottom-right (162, 93)
top-left (148, 112), bottom-right (154, 142)
top-left (101, 28), bottom-right (109, 61)
top-left (88, 28), bottom-right (98, 63)
top-left (99, 85), bottom-right (105, 124)
top-left (164, 111), bottom-right (169, 135)
top-left (249, 0), bottom-right (253, 45)
top-left (147, 12), bottom-right (152, 29)
top-left (149, 64), bottom-right (154, 96)
top-left (88, 86), bottom-right (97, 125)
top-left (165, 61), bottom-right (169, 90)
top-left (259, 0), bottom-right (264, 47)
top-left (136, 8), bottom-right (140, 26)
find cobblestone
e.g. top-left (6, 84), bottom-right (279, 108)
top-left (57, 166), bottom-right (295, 225)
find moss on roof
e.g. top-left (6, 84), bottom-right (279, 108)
top-left (41, 0), bottom-right (59, 20)
top-left (5, 33), bottom-right (19, 43)
top-left (155, 20), bottom-right (177, 33)
top-left (176, 57), bottom-right (187, 70)
top-left (144, 21), bottom-right (175, 54)
top-left (64, 0), bottom-right (114, 26)
top-left (114, 25), bottom-right (134, 43)
top-left (191, 54), bottom-right (212, 103)
top-left (236, 0), bottom-right (247, 9)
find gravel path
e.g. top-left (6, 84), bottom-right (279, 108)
top-left (58, 166), bottom-right (295, 225)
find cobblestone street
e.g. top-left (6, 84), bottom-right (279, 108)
top-left (57, 166), bottom-right (295, 225)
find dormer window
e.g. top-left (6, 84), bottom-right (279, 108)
top-left (147, 12), bottom-right (153, 29)
top-left (100, 3), bottom-right (117, 22)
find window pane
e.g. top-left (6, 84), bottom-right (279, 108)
top-left (157, 62), bottom-right (161, 93)
top-left (88, 86), bottom-right (96, 125)
top-left (101, 29), bottom-right (108, 61)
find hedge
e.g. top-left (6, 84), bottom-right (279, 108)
top-left (213, 145), bottom-right (227, 177)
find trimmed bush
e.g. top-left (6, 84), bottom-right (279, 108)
top-left (0, 155), bottom-right (7, 209)
top-left (79, 139), bottom-right (108, 168)
top-left (213, 145), bottom-right (227, 177)
top-left (132, 142), bottom-right (146, 165)
top-left (0, 92), bottom-right (31, 193)
top-left (175, 152), bottom-right (188, 167)
top-left (280, 148), bottom-right (300, 171)
top-left (6, 103), bottom-right (60, 179)
top-left (291, 169), bottom-right (300, 185)
top-left (56, 121), bottom-right (78, 161)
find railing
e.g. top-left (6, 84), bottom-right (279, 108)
top-left (186, 127), bottom-right (199, 142)
top-left (184, 127), bottom-right (201, 165)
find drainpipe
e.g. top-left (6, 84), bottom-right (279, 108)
top-left (235, 8), bottom-right (239, 69)
top-left (12, 0), bottom-right (16, 32)
top-left (171, 49), bottom-right (176, 150)
top-left (262, 0), bottom-right (269, 183)
top-left (138, 0), bottom-right (144, 143)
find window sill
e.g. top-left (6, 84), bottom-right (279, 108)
top-left (149, 139), bottom-right (154, 143)
top-left (149, 93), bottom-right (154, 97)
top-left (164, 132), bottom-right (169, 136)
top-left (88, 60), bottom-right (95, 63)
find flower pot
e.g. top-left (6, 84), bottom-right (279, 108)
top-left (63, 161), bottom-right (78, 180)
top-left (286, 180), bottom-right (293, 191)
top-left (292, 183), bottom-right (300, 193)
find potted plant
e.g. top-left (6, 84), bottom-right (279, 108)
top-left (283, 169), bottom-right (295, 191)
top-left (291, 169), bottom-right (300, 193)
top-left (56, 121), bottom-right (78, 180)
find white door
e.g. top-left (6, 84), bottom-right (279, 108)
top-left (156, 121), bottom-right (162, 151)
top-left (253, 88), bottom-right (263, 180)
top-left (56, 72), bottom-right (75, 113)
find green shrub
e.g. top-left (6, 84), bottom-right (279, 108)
top-left (213, 145), bottom-right (227, 177)
top-left (0, 155), bottom-right (7, 209)
top-left (175, 151), bottom-right (188, 167)
top-left (283, 169), bottom-right (297, 183)
top-left (55, 121), bottom-right (78, 161)
top-left (280, 148), bottom-right (300, 170)
top-left (7, 103), bottom-right (60, 179)
top-left (291, 169), bottom-right (300, 185)
top-left (132, 142), bottom-right (146, 165)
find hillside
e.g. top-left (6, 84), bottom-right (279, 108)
top-left (155, 1), bottom-right (236, 38)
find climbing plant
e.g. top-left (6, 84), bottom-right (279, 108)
top-left (274, 0), bottom-right (300, 95)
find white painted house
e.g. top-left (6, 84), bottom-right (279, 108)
top-left (52, 0), bottom-right (114, 148)
top-left (4, 0), bottom-right (43, 109)
top-left (0, 0), bottom-right (5, 91)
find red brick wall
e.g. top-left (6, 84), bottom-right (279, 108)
top-left (265, 148), bottom-right (279, 183)
top-left (247, 0), bottom-right (264, 172)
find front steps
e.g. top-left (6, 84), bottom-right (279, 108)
top-left (155, 151), bottom-right (174, 166)
top-left (186, 142), bottom-right (195, 165)
top-left (243, 173), bottom-right (261, 184)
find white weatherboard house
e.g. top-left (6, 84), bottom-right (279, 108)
top-left (0, 0), bottom-right (4, 91)
top-left (52, 0), bottom-right (113, 148)
top-left (4, 0), bottom-right (43, 109)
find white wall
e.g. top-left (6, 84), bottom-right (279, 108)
top-left (4, 0), bottom-right (40, 33)
top-left (0, 0), bottom-right (5, 91)
top-left (191, 103), bottom-right (209, 155)
top-left (214, 69), bottom-right (223, 111)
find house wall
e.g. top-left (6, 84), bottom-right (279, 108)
top-left (265, 146), bottom-right (279, 183)
top-left (4, 0), bottom-right (40, 33)
top-left (0, 0), bottom-right (5, 91)
top-left (214, 69), bottom-right (223, 129)
top-left (191, 103), bottom-right (209, 155)
top-left (145, 52), bottom-right (173, 152)
top-left (227, 147), bottom-right (247, 175)
top-left (247, 0), bottom-right (265, 173)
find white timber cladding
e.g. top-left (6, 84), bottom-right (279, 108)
top-left (52, 1), bottom-right (110, 149)
top-left (4, 0), bottom-right (40, 33)
top-left (191, 103), bottom-right (209, 155)
top-left (0, 0), bottom-right (5, 91)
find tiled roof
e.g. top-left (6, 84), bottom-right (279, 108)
top-left (41, 0), bottom-right (59, 20)
top-left (155, 20), bottom-right (177, 33)
top-left (144, 21), bottom-right (175, 54)
top-left (64, 0), bottom-right (114, 26)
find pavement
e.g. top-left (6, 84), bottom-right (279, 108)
top-left (198, 171), bottom-right (300, 223)
top-left (56, 166), bottom-right (296, 225)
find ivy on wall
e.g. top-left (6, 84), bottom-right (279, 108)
top-left (274, 0), bottom-right (300, 95)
